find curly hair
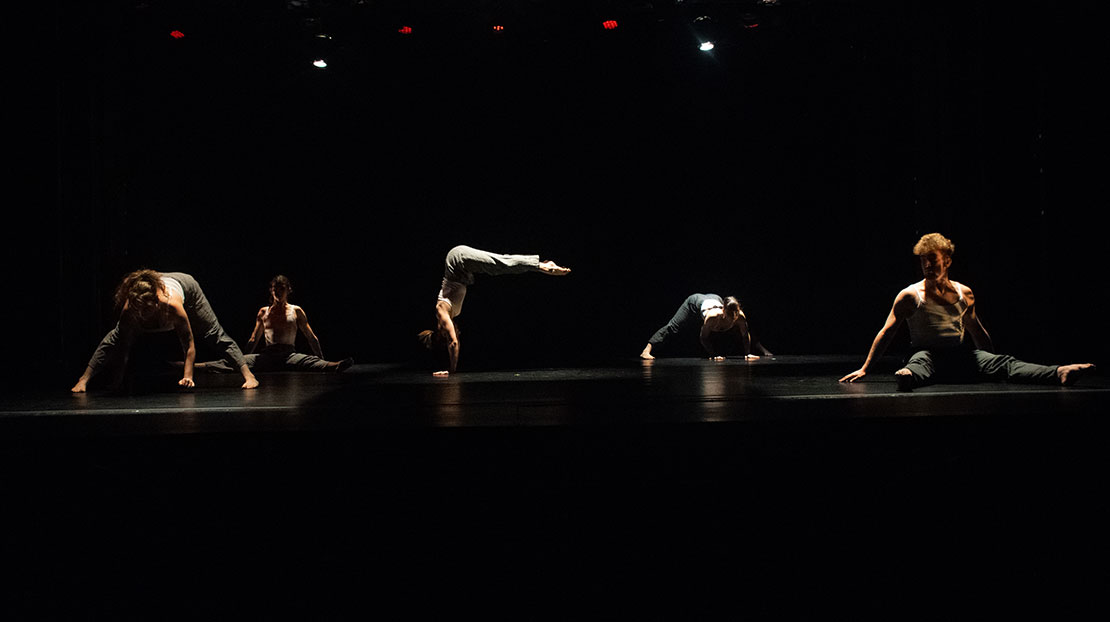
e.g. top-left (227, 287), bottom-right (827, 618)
top-left (724, 296), bottom-right (743, 316)
top-left (912, 233), bottom-right (955, 257)
top-left (113, 269), bottom-right (166, 318)
top-left (417, 329), bottom-right (439, 350)
top-left (270, 274), bottom-right (292, 293)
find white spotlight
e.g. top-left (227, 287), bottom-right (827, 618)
top-left (312, 59), bottom-right (328, 68)
top-left (698, 41), bottom-right (715, 51)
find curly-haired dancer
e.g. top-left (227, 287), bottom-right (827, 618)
top-left (71, 270), bottom-right (258, 392)
top-left (840, 233), bottom-right (1094, 390)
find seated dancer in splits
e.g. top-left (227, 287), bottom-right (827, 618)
top-left (70, 269), bottom-right (259, 392)
top-left (196, 275), bottom-right (352, 374)
top-left (419, 245), bottom-right (571, 376)
top-left (839, 233), bottom-right (1094, 390)
top-left (640, 293), bottom-right (773, 360)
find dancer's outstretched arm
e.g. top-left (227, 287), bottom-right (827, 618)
top-left (433, 301), bottom-right (460, 376)
top-left (840, 290), bottom-right (916, 383)
top-left (166, 299), bottom-right (197, 388)
top-left (960, 286), bottom-right (994, 352)
top-left (296, 307), bottom-right (325, 358)
top-left (733, 315), bottom-right (755, 358)
top-left (244, 308), bottom-right (267, 354)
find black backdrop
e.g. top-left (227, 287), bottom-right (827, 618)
top-left (14, 1), bottom-right (1105, 388)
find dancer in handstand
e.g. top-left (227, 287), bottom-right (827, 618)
top-left (196, 275), bottom-right (352, 373)
top-left (839, 233), bottom-right (1094, 390)
top-left (640, 293), bottom-right (772, 360)
top-left (70, 269), bottom-right (258, 392)
top-left (419, 245), bottom-right (571, 376)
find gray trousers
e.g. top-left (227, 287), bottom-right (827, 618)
top-left (444, 245), bottom-right (542, 284)
top-left (203, 344), bottom-right (331, 373)
top-left (903, 347), bottom-right (1059, 388)
top-left (86, 272), bottom-right (247, 375)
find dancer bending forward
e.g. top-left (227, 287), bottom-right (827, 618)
top-left (420, 245), bottom-right (570, 376)
top-left (640, 293), bottom-right (772, 360)
top-left (71, 269), bottom-right (258, 392)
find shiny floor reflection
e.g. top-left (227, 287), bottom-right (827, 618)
top-left (3, 356), bottom-right (1107, 618)
top-left (3, 356), bottom-right (1105, 436)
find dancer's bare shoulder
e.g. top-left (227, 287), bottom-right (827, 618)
top-left (953, 281), bottom-right (975, 303)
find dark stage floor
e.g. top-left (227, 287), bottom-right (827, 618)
top-left (3, 356), bottom-right (1108, 617)
top-left (4, 355), bottom-right (1106, 434)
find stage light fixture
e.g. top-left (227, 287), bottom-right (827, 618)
top-left (398, 26), bottom-right (413, 35)
top-left (692, 15), bottom-right (717, 52)
top-left (170, 30), bottom-right (185, 39)
top-left (309, 33), bottom-right (333, 69)
top-left (492, 25), bottom-right (504, 32)
top-left (602, 20), bottom-right (618, 30)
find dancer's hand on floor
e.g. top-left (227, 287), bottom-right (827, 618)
top-left (839, 369), bottom-right (867, 383)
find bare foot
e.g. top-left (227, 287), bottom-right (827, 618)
top-left (539, 261), bottom-right (571, 275)
top-left (639, 345), bottom-right (654, 360)
top-left (328, 357), bottom-right (354, 373)
top-left (242, 377), bottom-right (260, 389)
top-left (1058, 363), bottom-right (1095, 386)
top-left (70, 381), bottom-right (87, 393)
top-left (895, 367), bottom-right (914, 392)
top-left (433, 370), bottom-right (450, 377)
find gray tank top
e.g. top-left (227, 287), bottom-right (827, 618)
top-left (905, 280), bottom-right (968, 349)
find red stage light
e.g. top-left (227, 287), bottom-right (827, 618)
top-left (170, 30), bottom-right (185, 39)
top-left (398, 26), bottom-right (413, 35)
top-left (602, 20), bottom-right (618, 30)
